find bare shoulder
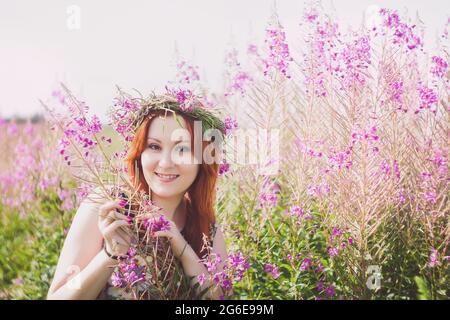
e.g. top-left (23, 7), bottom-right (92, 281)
top-left (47, 187), bottom-right (109, 295)
top-left (212, 223), bottom-right (227, 253)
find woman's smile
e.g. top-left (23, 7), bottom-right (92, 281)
top-left (154, 172), bottom-right (180, 183)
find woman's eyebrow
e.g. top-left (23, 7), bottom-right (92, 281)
top-left (147, 137), bottom-right (189, 143)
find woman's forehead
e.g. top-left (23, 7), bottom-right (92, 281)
top-left (147, 115), bottom-right (190, 140)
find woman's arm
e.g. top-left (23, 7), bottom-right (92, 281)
top-left (47, 199), bottom-right (118, 300)
top-left (177, 225), bottom-right (231, 300)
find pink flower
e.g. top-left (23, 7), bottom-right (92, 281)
top-left (300, 258), bottom-right (312, 271)
top-left (428, 248), bottom-right (440, 268)
top-left (224, 116), bottom-right (238, 136)
top-left (328, 247), bottom-right (339, 258)
top-left (379, 8), bottom-right (423, 51)
top-left (7, 122), bottom-right (17, 135)
top-left (197, 273), bottom-right (206, 286)
top-left (263, 263), bottom-right (281, 279)
top-left (416, 85), bottom-right (438, 114)
top-left (324, 285), bottom-right (335, 297)
top-left (175, 60), bottom-right (200, 85)
top-left (143, 215), bottom-right (171, 235)
top-left (218, 163), bottom-right (230, 176)
top-left (262, 20), bottom-right (293, 78)
top-left (430, 55), bottom-right (448, 78)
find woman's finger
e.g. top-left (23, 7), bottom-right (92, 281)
top-left (103, 220), bottom-right (129, 237)
top-left (153, 231), bottom-right (172, 239)
top-left (116, 227), bottom-right (132, 243)
top-left (99, 201), bottom-right (121, 218)
top-left (110, 236), bottom-right (128, 247)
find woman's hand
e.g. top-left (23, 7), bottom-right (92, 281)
top-left (152, 217), bottom-right (188, 258)
top-left (98, 200), bottom-right (133, 257)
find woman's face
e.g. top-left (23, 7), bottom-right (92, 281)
top-left (141, 114), bottom-right (199, 199)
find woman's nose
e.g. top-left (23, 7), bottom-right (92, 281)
top-left (158, 149), bottom-right (175, 168)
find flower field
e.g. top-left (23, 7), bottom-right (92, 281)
top-left (0, 5), bottom-right (449, 299)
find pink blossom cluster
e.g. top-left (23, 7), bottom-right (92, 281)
top-left (258, 178), bottom-right (281, 209)
top-left (263, 263), bottom-right (281, 279)
top-left (109, 97), bottom-right (140, 142)
top-left (337, 35), bottom-right (371, 88)
top-left (175, 60), bottom-right (200, 85)
top-left (224, 48), bottom-right (252, 97)
top-left (380, 159), bottom-right (401, 182)
top-left (294, 139), bottom-right (323, 158)
top-left (415, 85), bottom-right (438, 114)
top-left (430, 56), bottom-right (448, 79)
top-left (164, 87), bottom-right (196, 112)
top-left (223, 116), bottom-right (238, 136)
top-left (306, 181), bottom-right (330, 198)
top-left (52, 90), bottom-right (108, 166)
top-left (262, 21), bottom-right (293, 78)
top-left (303, 16), bottom-right (340, 97)
top-left (111, 246), bottom-right (146, 288)
top-left (197, 251), bottom-right (250, 298)
top-left (0, 121), bottom-right (75, 214)
top-left (379, 8), bottom-right (423, 51)
top-left (286, 205), bottom-right (312, 224)
top-left (327, 227), bottom-right (354, 259)
top-left (142, 215), bottom-right (171, 236)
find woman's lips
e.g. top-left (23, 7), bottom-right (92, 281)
top-left (154, 172), bottom-right (180, 183)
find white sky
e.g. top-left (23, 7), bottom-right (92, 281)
top-left (0, 0), bottom-right (448, 120)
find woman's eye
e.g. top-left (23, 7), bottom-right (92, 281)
top-left (176, 146), bottom-right (190, 153)
top-left (148, 144), bottom-right (161, 151)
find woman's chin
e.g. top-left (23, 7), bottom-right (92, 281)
top-left (150, 185), bottom-right (181, 198)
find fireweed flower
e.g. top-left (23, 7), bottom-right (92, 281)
top-left (379, 8), bottom-right (423, 51)
top-left (197, 273), bottom-right (206, 286)
top-left (175, 60), bottom-right (200, 85)
top-left (415, 85), bottom-right (438, 114)
top-left (263, 263), bottom-right (281, 279)
top-left (327, 149), bottom-right (353, 170)
top-left (224, 48), bottom-right (252, 97)
top-left (262, 18), bottom-right (293, 78)
top-left (430, 56), bottom-right (448, 79)
top-left (301, 7), bottom-right (340, 97)
top-left (57, 189), bottom-right (75, 211)
top-left (327, 247), bottom-right (339, 258)
top-left (324, 285), bottom-right (335, 297)
top-left (224, 116), bottom-right (238, 136)
top-left (315, 261), bottom-right (324, 273)
top-left (143, 215), bottom-right (171, 236)
top-left (294, 139), bottom-right (323, 158)
top-left (427, 148), bottom-right (448, 178)
top-left (164, 87), bottom-right (196, 112)
top-left (109, 97), bottom-right (140, 142)
top-left (259, 192), bottom-right (278, 209)
top-left (428, 248), bottom-right (440, 268)
top-left (300, 258), bottom-right (313, 271)
top-left (112, 258), bottom-right (146, 288)
top-left (226, 252), bottom-right (250, 282)
top-left (258, 179), bottom-right (280, 209)
top-left (307, 182), bottom-right (330, 198)
top-left (287, 205), bottom-right (312, 223)
top-left (338, 34), bottom-right (371, 88)
top-left (218, 162), bottom-right (230, 176)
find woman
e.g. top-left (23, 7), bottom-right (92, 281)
top-left (47, 94), bottom-right (229, 299)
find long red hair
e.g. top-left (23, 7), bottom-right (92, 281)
top-left (125, 110), bottom-right (220, 258)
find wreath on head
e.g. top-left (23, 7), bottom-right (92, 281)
top-left (109, 87), bottom-right (229, 142)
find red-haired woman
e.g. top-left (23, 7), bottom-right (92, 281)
top-left (47, 96), bottom-right (229, 300)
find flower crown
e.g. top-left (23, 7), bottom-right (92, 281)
top-left (109, 88), bottom-right (227, 142)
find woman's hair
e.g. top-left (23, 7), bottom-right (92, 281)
top-left (125, 110), bottom-right (219, 258)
